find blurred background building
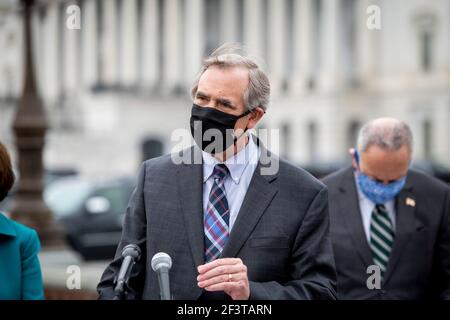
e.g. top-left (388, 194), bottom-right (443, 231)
top-left (0, 0), bottom-right (449, 178)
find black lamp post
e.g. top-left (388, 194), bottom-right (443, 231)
top-left (10, 0), bottom-right (65, 247)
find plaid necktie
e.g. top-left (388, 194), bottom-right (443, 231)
top-left (204, 164), bottom-right (230, 262)
top-left (370, 204), bottom-right (395, 280)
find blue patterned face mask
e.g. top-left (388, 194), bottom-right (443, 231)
top-left (354, 150), bottom-right (406, 204)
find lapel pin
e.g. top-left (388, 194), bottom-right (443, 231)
top-left (406, 197), bottom-right (415, 207)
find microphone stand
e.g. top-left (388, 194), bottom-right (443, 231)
top-left (113, 280), bottom-right (128, 300)
top-left (113, 278), bottom-right (128, 300)
top-left (113, 260), bottom-right (135, 300)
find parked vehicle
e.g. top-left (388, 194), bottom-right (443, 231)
top-left (0, 168), bottom-right (78, 213)
top-left (44, 176), bottom-right (135, 260)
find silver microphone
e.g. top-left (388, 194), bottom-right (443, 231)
top-left (151, 252), bottom-right (172, 300)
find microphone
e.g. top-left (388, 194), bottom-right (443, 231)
top-left (151, 252), bottom-right (172, 300)
top-left (113, 244), bottom-right (141, 300)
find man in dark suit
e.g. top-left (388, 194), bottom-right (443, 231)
top-left (323, 118), bottom-right (450, 299)
top-left (97, 44), bottom-right (337, 300)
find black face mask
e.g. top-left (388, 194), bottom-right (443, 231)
top-left (190, 104), bottom-right (251, 154)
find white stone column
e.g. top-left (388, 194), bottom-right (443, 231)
top-left (318, 0), bottom-right (343, 93)
top-left (14, 9), bottom-right (26, 97)
top-left (319, 102), bottom-right (346, 161)
top-left (267, 0), bottom-right (286, 96)
top-left (141, 0), bottom-right (159, 90)
top-left (356, 0), bottom-right (378, 84)
top-left (433, 103), bottom-right (450, 164)
top-left (42, 2), bottom-right (60, 103)
top-left (120, 0), bottom-right (138, 87)
top-left (243, 0), bottom-right (264, 57)
top-left (163, 0), bottom-right (182, 92)
top-left (81, 0), bottom-right (98, 89)
top-left (291, 0), bottom-right (314, 95)
top-left (220, 0), bottom-right (238, 43)
top-left (0, 13), bottom-right (23, 99)
top-left (63, 3), bottom-right (80, 96)
top-left (100, 0), bottom-right (118, 86)
top-left (184, 0), bottom-right (204, 86)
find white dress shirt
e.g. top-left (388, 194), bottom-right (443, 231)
top-left (202, 135), bottom-right (260, 232)
top-left (354, 173), bottom-right (397, 243)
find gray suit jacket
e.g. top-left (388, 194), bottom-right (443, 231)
top-left (97, 142), bottom-right (337, 300)
top-left (323, 167), bottom-right (450, 300)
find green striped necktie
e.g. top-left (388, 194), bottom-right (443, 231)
top-left (369, 203), bottom-right (395, 280)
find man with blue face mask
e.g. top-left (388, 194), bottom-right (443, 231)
top-left (323, 118), bottom-right (450, 300)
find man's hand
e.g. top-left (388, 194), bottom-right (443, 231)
top-left (197, 258), bottom-right (250, 300)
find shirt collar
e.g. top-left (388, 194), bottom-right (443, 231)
top-left (202, 134), bottom-right (258, 185)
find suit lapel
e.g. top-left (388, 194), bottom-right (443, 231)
top-left (221, 144), bottom-right (279, 259)
top-left (176, 147), bottom-right (205, 269)
top-left (383, 179), bottom-right (416, 284)
top-left (339, 168), bottom-right (374, 267)
top-left (176, 141), bottom-right (279, 265)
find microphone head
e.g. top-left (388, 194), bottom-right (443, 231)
top-left (151, 252), bottom-right (172, 271)
top-left (122, 244), bottom-right (141, 260)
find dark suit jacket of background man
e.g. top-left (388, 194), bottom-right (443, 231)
top-left (97, 140), bottom-right (337, 299)
top-left (323, 167), bottom-right (450, 299)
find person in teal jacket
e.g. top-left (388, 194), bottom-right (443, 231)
top-left (0, 141), bottom-right (44, 300)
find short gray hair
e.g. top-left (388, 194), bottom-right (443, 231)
top-left (190, 43), bottom-right (270, 111)
top-left (357, 118), bottom-right (413, 153)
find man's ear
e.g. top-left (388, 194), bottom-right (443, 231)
top-left (246, 107), bottom-right (265, 130)
top-left (349, 148), bottom-right (359, 171)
